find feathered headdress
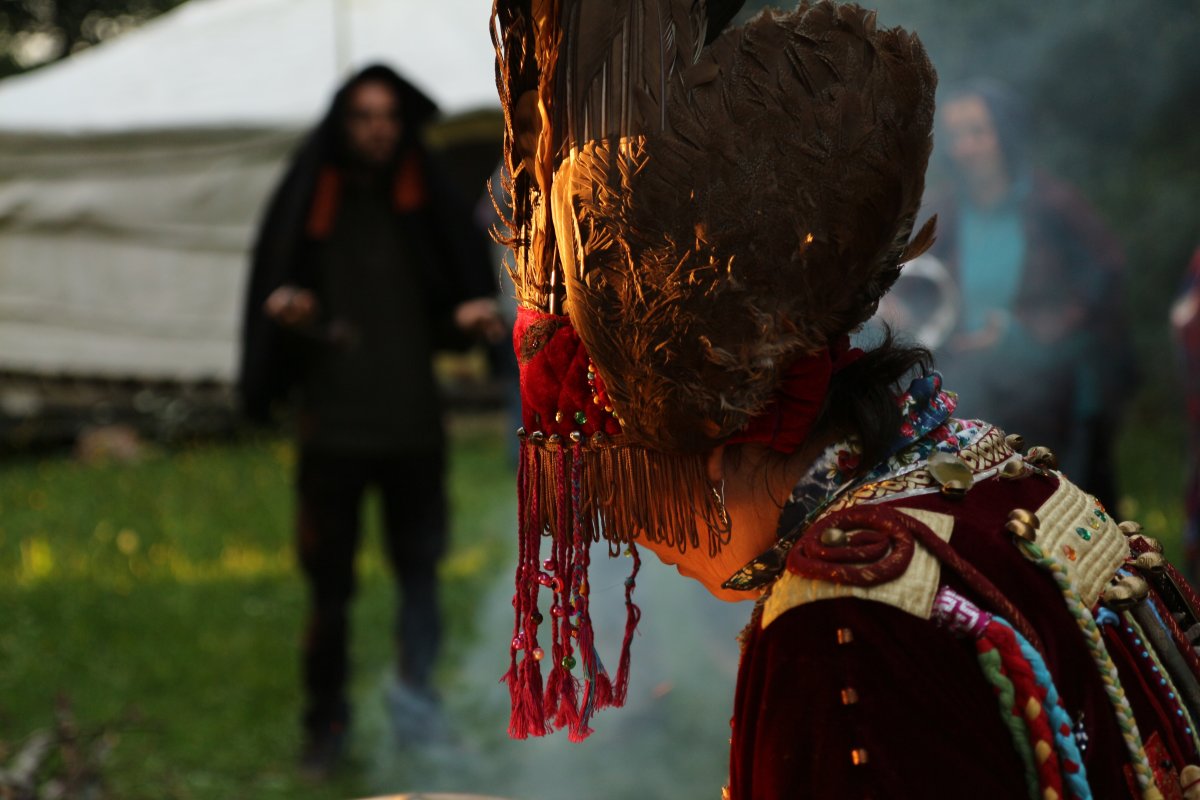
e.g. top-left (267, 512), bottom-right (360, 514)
top-left (492, 0), bottom-right (937, 740)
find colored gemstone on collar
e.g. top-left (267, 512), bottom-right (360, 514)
top-left (1063, 545), bottom-right (1077, 561)
top-left (1075, 527), bottom-right (1092, 541)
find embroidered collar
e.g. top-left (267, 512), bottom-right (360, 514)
top-left (722, 372), bottom-right (969, 591)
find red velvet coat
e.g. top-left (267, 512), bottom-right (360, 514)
top-left (730, 467), bottom-right (1197, 799)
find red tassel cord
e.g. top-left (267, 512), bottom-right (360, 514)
top-left (568, 442), bottom-right (598, 740)
top-left (612, 543), bottom-right (642, 707)
top-left (507, 439), bottom-right (546, 738)
top-left (548, 450), bottom-right (583, 734)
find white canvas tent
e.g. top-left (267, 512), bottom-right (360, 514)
top-left (0, 0), bottom-right (497, 384)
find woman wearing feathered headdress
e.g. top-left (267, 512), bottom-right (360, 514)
top-left (491, 2), bottom-right (1198, 797)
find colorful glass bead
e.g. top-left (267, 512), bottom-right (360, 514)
top-left (574, 411), bottom-right (588, 425)
top-left (512, 635), bottom-right (525, 650)
top-left (562, 655), bottom-right (577, 670)
top-left (531, 611), bottom-right (544, 625)
top-left (532, 647), bottom-right (544, 661)
top-left (550, 604), bottom-right (566, 618)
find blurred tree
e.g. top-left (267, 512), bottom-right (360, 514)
top-left (0, 0), bottom-right (187, 78)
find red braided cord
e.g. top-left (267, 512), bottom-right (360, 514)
top-left (985, 621), bottom-right (1066, 800)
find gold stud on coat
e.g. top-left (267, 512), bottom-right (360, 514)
top-left (1004, 433), bottom-right (1026, 452)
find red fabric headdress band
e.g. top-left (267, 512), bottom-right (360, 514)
top-left (508, 308), bottom-right (855, 740)
top-left (727, 336), bottom-right (864, 453)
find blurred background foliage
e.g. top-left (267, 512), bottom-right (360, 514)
top-left (0, 0), bottom-right (186, 78)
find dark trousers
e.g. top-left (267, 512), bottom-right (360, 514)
top-left (296, 448), bottom-right (447, 734)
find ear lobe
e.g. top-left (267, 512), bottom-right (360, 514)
top-left (706, 444), bottom-right (726, 484)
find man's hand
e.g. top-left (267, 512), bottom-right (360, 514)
top-left (264, 285), bottom-right (320, 328)
top-left (453, 298), bottom-right (507, 343)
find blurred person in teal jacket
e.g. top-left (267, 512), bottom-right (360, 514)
top-left (924, 79), bottom-right (1135, 511)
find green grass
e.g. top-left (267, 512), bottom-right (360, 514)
top-left (0, 414), bottom-right (514, 800)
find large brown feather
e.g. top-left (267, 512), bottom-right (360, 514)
top-left (495, 0), bottom-right (937, 453)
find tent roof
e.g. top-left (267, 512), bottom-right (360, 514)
top-left (0, 0), bottom-right (498, 133)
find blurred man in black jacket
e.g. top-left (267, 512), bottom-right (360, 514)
top-left (238, 64), bottom-right (502, 777)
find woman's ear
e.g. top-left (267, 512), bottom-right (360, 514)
top-left (706, 444), bottom-right (726, 484)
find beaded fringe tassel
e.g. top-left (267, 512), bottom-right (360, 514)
top-left (506, 437), bottom-right (689, 740)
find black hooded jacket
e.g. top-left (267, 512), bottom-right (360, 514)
top-left (238, 65), bottom-right (496, 426)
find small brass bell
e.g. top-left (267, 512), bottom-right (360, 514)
top-left (1102, 583), bottom-right (1135, 607)
top-left (1122, 574), bottom-right (1151, 602)
top-left (569, 431), bottom-right (583, 444)
top-left (1007, 508), bottom-right (1041, 530)
top-left (529, 431), bottom-right (546, 444)
top-left (999, 459), bottom-right (1026, 480)
top-left (517, 426), bottom-right (527, 438)
top-left (1118, 520), bottom-right (1144, 537)
top-left (1004, 433), bottom-right (1026, 452)
top-left (1025, 446), bottom-right (1058, 470)
top-left (1005, 519), bottom-right (1037, 542)
top-left (548, 434), bottom-right (562, 445)
top-left (1134, 551), bottom-right (1166, 573)
top-left (820, 527), bottom-right (849, 547)
top-left (1130, 534), bottom-right (1164, 554)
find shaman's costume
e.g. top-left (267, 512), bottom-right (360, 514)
top-left (491, 1), bottom-right (1200, 797)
